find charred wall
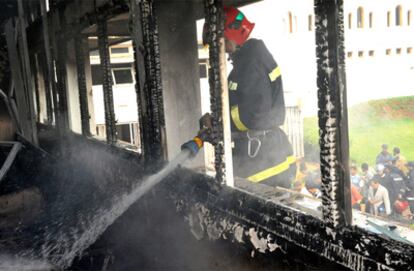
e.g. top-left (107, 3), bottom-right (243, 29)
top-left (41, 134), bottom-right (413, 270)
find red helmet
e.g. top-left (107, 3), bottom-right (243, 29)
top-left (223, 6), bottom-right (255, 46)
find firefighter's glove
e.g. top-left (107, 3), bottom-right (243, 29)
top-left (198, 113), bottom-right (213, 143)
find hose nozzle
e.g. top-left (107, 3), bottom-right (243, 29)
top-left (181, 136), bottom-right (204, 157)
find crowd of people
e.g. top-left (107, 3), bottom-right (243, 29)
top-left (294, 144), bottom-right (414, 223)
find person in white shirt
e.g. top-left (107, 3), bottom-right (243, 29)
top-left (368, 179), bottom-right (391, 216)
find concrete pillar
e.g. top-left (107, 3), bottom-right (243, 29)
top-left (156, 1), bottom-right (205, 168)
top-left (65, 39), bottom-right (82, 134)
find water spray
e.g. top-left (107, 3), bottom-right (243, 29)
top-left (18, 114), bottom-right (214, 268)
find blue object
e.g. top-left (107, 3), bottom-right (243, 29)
top-left (181, 140), bottom-right (200, 157)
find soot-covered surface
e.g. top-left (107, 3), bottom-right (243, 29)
top-left (3, 134), bottom-right (413, 270)
top-left (72, 190), bottom-right (346, 271)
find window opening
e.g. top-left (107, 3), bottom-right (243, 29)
top-left (110, 47), bottom-right (129, 54)
top-left (88, 35), bottom-right (141, 150)
top-left (348, 13), bottom-right (352, 29)
top-left (386, 48), bottom-right (392, 55)
top-left (199, 62), bottom-right (208, 79)
top-left (369, 50), bottom-right (374, 57)
top-left (407, 47), bottom-right (412, 54)
top-left (358, 51), bottom-right (364, 58)
top-left (396, 48), bottom-right (402, 55)
top-left (112, 68), bottom-right (133, 84)
top-left (387, 11), bottom-right (391, 27)
top-left (347, 51), bottom-right (353, 58)
top-left (288, 12), bottom-right (293, 33)
top-left (308, 15), bottom-right (313, 31)
top-left (116, 123), bottom-right (132, 144)
top-left (408, 10), bottom-right (411, 26)
top-left (91, 65), bottom-right (104, 86)
top-left (90, 50), bottom-right (99, 56)
top-left (396, 5), bottom-right (403, 26)
top-left (369, 12), bottom-right (373, 28)
top-left (357, 7), bottom-right (364, 28)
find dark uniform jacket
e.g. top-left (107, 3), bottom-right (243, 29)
top-left (227, 39), bottom-right (295, 188)
top-left (405, 169), bottom-right (414, 214)
top-left (228, 38), bottom-right (285, 131)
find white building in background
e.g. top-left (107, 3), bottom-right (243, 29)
top-left (89, 40), bottom-right (140, 148)
top-left (344, 1), bottom-right (414, 105)
top-left (244, 0), bottom-right (414, 112)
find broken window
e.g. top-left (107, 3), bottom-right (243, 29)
top-left (83, 17), bottom-right (140, 151)
top-left (198, 1), bottom-right (322, 216)
top-left (345, 8), bottom-right (414, 242)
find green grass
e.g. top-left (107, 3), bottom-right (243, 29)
top-left (303, 96), bottom-right (414, 165)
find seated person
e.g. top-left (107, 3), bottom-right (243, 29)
top-left (351, 184), bottom-right (363, 210)
top-left (368, 179), bottom-right (391, 217)
top-left (393, 196), bottom-right (412, 220)
top-left (350, 165), bottom-right (362, 189)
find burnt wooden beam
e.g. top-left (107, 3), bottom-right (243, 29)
top-left (97, 18), bottom-right (117, 145)
top-left (31, 53), bottom-right (41, 123)
top-left (5, 20), bottom-right (33, 142)
top-left (129, 0), bottom-right (146, 159)
top-left (130, 0), bottom-right (165, 165)
top-left (204, 0), bottom-right (227, 185)
top-left (314, 0), bottom-right (352, 227)
top-left (17, 0), bottom-right (38, 145)
top-left (52, 8), bottom-right (70, 133)
top-left (74, 0), bottom-right (92, 137)
top-left (40, 0), bottom-right (58, 126)
top-left (74, 34), bottom-right (91, 137)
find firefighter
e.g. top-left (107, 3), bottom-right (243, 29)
top-left (203, 6), bottom-right (296, 188)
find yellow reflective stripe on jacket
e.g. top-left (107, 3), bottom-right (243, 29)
top-left (268, 66), bottom-right (281, 82)
top-left (229, 81), bottom-right (238, 91)
top-left (231, 105), bottom-right (248, 131)
top-left (247, 156), bottom-right (296, 183)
